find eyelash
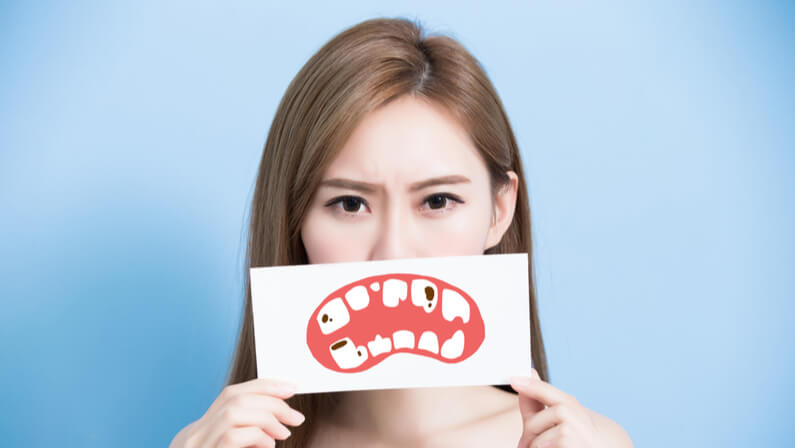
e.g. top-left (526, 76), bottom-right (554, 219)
top-left (324, 193), bottom-right (464, 217)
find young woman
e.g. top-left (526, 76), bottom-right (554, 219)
top-left (170, 17), bottom-right (633, 448)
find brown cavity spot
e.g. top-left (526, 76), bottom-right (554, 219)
top-left (321, 314), bottom-right (329, 323)
top-left (331, 340), bottom-right (347, 350)
top-left (425, 286), bottom-right (434, 301)
top-left (357, 350), bottom-right (362, 356)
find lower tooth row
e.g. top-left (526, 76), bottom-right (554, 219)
top-left (331, 330), bottom-right (465, 369)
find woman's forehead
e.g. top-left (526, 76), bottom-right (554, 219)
top-left (323, 96), bottom-right (486, 183)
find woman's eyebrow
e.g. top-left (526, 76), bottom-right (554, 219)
top-left (409, 175), bottom-right (471, 191)
top-left (318, 178), bottom-right (378, 193)
top-left (319, 175), bottom-right (471, 193)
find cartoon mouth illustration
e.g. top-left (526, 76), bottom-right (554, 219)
top-left (306, 273), bottom-right (485, 373)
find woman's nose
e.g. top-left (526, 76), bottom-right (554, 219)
top-left (369, 204), bottom-right (414, 261)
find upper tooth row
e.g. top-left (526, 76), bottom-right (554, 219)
top-left (317, 279), bottom-right (470, 335)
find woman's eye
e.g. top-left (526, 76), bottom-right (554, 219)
top-left (422, 193), bottom-right (463, 212)
top-left (427, 194), bottom-right (448, 209)
top-left (341, 197), bottom-right (362, 212)
top-left (326, 196), bottom-right (367, 214)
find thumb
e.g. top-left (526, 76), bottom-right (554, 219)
top-left (518, 390), bottom-right (544, 416)
top-left (517, 368), bottom-right (544, 416)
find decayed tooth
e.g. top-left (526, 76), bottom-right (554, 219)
top-left (440, 330), bottom-right (465, 359)
top-left (367, 334), bottom-right (392, 357)
top-left (417, 331), bottom-right (439, 354)
top-left (382, 279), bottom-right (408, 308)
top-left (392, 330), bottom-right (415, 349)
top-left (441, 289), bottom-right (470, 323)
top-left (329, 337), bottom-right (368, 369)
top-left (344, 285), bottom-right (370, 311)
top-left (316, 298), bottom-right (350, 335)
top-left (411, 279), bottom-right (438, 313)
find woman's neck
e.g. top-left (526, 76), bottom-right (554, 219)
top-left (326, 385), bottom-right (517, 443)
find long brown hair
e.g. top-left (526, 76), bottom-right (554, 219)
top-left (225, 17), bottom-right (548, 446)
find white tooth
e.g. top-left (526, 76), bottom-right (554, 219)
top-left (329, 337), bottom-right (368, 369)
top-left (367, 334), bottom-right (392, 357)
top-left (441, 330), bottom-right (465, 359)
top-left (316, 298), bottom-right (350, 335)
top-left (392, 330), bottom-right (415, 349)
top-left (382, 279), bottom-right (408, 308)
top-left (441, 289), bottom-right (470, 323)
top-left (417, 331), bottom-right (439, 354)
top-left (411, 279), bottom-right (438, 313)
top-left (370, 282), bottom-right (380, 292)
top-left (344, 285), bottom-right (370, 311)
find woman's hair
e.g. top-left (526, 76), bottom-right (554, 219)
top-left (225, 17), bottom-right (548, 447)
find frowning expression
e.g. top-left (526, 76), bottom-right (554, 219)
top-left (301, 95), bottom-right (514, 262)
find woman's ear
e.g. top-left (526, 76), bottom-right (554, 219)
top-left (484, 171), bottom-right (519, 251)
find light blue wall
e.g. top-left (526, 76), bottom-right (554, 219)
top-left (1, 1), bottom-right (792, 446)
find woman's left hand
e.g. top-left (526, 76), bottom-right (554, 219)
top-left (509, 369), bottom-right (633, 448)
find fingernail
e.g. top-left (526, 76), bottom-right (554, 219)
top-left (530, 368), bottom-right (540, 380)
top-left (292, 409), bottom-right (306, 424)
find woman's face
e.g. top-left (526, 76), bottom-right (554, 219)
top-left (301, 95), bottom-right (518, 264)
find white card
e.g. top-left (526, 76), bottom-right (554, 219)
top-left (250, 253), bottom-right (532, 394)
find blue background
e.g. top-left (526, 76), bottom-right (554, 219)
top-left (1, 1), bottom-right (793, 446)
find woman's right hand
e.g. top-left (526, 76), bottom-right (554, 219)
top-left (169, 378), bottom-right (306, 448)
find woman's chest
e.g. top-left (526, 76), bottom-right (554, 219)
top-left (308, 408), bottom-right (523, 447)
